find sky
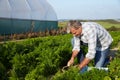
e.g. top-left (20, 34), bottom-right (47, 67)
top-left (47, 0), bottom-right (120, 20)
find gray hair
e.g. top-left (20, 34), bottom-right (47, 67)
top-left (67, 20), bottom-right (82, 33)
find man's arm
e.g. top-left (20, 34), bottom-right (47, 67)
top-left (67, 36), bottom-right (80, 66)
top-left (78, 58), bottom-right (91, 70)
top-left (67, 50), bottom-right (79, 66)
top-left (71, 50), bottom-right (79, 59)
top-left (79, 26), bottom-right (97, 70)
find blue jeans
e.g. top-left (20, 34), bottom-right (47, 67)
top-left (95, 48), bottom-right (110, 67)
top-left (71, 38), bottom-right (110, 72)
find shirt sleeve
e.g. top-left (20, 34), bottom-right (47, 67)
top-left (72, 36), bottom-right (80, 52)
top-left (85, 27), bottom-right (97, 60)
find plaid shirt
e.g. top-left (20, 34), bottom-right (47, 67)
top-left (72, 22), bottom-right (113, 59)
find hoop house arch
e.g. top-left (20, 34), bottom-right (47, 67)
top-left (0, 0), bottom-right (58, 35)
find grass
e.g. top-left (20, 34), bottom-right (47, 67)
top-left (95, 21), bottom-right (120, 28)
top-left (58, 21), bottom-right (68, 28)
top-left (58, 20), bottom-right (120, 29)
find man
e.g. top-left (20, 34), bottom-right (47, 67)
top-left (67, 20), bottom-right (113, 71)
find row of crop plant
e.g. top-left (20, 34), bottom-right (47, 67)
top-left (0, 31), bottom-right (120, 80)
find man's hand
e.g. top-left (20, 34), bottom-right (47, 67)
top-left (67, 50), bottom-right (79, 66)
top-left (78, 58), bottom-right (91, 70)
top-left (67, 57), bottom-right (74, 66)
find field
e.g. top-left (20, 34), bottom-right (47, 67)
top-left (58, 19), bottom-right (120, 28)
top-left (0, 20), bottom-right (120, 80)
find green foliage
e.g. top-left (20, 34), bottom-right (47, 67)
top-left (25, 65), bottom-right (48, 80)
top-left (104, 76), bottom-right (112, 80)
top-left (108, 53), bottom-right (120, 80)
top-left (52, 66), bottom-right (80, 80)
top-left (0, 31), bottom-right (120, 80)
top-left (0, 34), bottom-right (72, 79)
top-left (0, 61), bottom-right (6, 80)
top-left (110, 31), bottom-right (120, 48)
top-left (53, 66), bottom-right (109, 80)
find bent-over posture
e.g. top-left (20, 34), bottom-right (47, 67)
top-left (67, 20), bottom-right (113, 71)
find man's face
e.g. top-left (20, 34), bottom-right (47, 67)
top-left (70, 27), bottom-right (82, 37)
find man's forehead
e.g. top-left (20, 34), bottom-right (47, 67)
top-left (70, 27), bottom-right (79, 30)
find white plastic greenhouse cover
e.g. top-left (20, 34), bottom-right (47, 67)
top-left (0, 0), bottom-right (57, 21)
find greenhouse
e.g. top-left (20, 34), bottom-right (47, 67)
top-left (0, 0), bottom-right (58, 35)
